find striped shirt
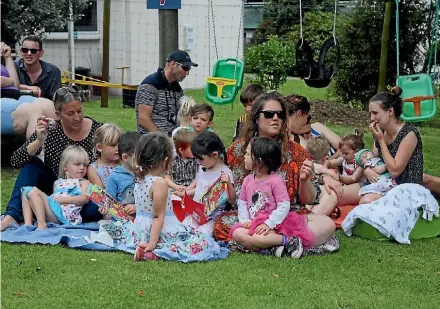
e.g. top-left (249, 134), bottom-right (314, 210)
top-left (136, 69), bottom-right (183, 136)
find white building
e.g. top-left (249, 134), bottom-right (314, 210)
top-left (37, 0), bottom-right (243, 94)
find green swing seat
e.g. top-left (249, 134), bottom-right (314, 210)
top-left (351, 209), bottom-right (440, 241)
top-left (397, 74), bottom-right (437, 122)
top-left (205, 58), bottom-right (245, 105)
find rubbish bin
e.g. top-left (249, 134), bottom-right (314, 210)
top-left (122, 88), bottom-right (137, 108)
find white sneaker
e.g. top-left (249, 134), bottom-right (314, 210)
top-left (284, 236), bottom-right (304, 259)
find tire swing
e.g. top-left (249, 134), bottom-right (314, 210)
top-left (295, 0), bottom-right (340, 88)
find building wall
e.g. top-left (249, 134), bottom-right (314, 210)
top-left (35, 0), bottom-right (243, 95)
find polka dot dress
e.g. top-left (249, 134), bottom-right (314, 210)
top-left (10, 117), bottom-right (102, 176)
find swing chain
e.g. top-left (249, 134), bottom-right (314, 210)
top-left (233, 0), bottom-right (244, 81)
top-left (395, 0), bottom-right (400, 78)
top-left (209, 0), bottom-right (219, 60)
top-left (208, 0), bottom-right (211, 76)
top-left (299, 0), bottom-right (304, 47)
top-left (333, 0), bottom-right (338, 45)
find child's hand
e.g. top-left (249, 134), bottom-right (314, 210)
top-left (324, 160), bottom-right (331, 168)
top-left (242, 221), bottom-right (252, 229)
top-left (254, 223), bottom-right (271, 235)
top-left (221, 171), bottom-right (231, 183)
top-left (300, 160), bottom-right (315, 181)
top-left (98, 206), bottom-right (109, 215)
top-left (139, 242), bottom-right (154, 252)
top-left (174, 190), bottom-right (185, 198)
top-left (124, 204), bottom-right (136, 215)
top-left (175, 185), bottom-right (186, 192)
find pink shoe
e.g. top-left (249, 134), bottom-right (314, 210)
top-left (134, 246), bottom-right (159, 262)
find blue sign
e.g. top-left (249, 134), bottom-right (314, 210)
top-left (147, 0), bottom-right (181, 9)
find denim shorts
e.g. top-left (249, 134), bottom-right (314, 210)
top-left (1, 95), bottom-right (36, 134)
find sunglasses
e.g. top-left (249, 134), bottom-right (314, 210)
top-left (260, 110), bottom-right (286, 119)
top-left (21, 48), bottom-right (41, 54)
top-left (174, 62), bottom-right (191, 72)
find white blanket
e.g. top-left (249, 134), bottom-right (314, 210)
top-left (342, 184), bottom-right (439, 244)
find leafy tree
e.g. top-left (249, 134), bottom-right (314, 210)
top-left (2, 0), bottom-right (91, 45)
top-left (251, 0), bottom-right (335, 45)
top-left (330, 0), bottom-right (437, 106)
top-left (245, 35), bottom-right (295, 90)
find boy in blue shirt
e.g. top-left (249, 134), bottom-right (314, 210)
top-left (106, 131), bottom-right (141, 216)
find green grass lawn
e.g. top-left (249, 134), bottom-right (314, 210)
top-left (2, 79), bottom-right (440, 309)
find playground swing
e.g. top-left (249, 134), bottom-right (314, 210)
top-left (204, 0), bottom-right (245, 105)
top-left (295, 0), bottom-right (340, 88)
top-left (395, 0), bottom-right (439, 122)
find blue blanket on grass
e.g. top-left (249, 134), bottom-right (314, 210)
top-left (0, 223), bottom-right (135, 254)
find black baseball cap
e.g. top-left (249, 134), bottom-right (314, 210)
top-left (166, 50), bottom-right (198, 67)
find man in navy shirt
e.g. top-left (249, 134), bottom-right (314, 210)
top-left (14, 35), bottom-right (62, 100)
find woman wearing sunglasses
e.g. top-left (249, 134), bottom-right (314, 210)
top-left (285, 94), bottom-right (341, 160)
top-left (1, 86), bottom-right (103, 231)
top-left (213, 92), bottom-right (339, 255)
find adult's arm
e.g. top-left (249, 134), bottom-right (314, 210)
top-left (0, 76), bottom-right (15, 87)
top-left (136, 84), bottom-right (160, 132)
top-left (1, 44), bottom-right (20, 88)
top-left (311, 122), bottom-right (341, 151)
top-left (10, 132), bottom-right (43, 168)
top-left (377, 131), bottom-right (417, 179)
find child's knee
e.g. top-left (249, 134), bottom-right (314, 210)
top-left (359, 194), bottom-right (378, 204)
top-left (28, 188), bottom-right (40, 199)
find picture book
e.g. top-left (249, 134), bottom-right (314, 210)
top-left (86, 184), bottom-right (134, 222)
top-left (201, 176), bottom-right (229, 216)
top-left (172, 193), bottom-right (207, 225)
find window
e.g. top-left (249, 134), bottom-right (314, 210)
top-left (46, 0), bottom-right (97, 33)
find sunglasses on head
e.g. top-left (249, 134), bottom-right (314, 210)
top-left (260, 110), bottom-right (286, 119)
top-left (53, 85), bottom-right (79, 101)
top-left (173, 62), bottom-right (191, 72)
top-left (21, 48), bottom-right (41, 54)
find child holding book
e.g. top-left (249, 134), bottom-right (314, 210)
top-left (233, 84), bottom-right (264, 141)
top-left (21, 145), bottom-right (91, 228)
top-left (132, 132), bottom-right (229, 262)
top-left (180, 131), bottom-right (236, 235)
top-left (165, 128), bottom-right (199, 192)
top-left (106, 131), bottom-right (141, 215)
top-left (230, 137), bottom-right (320, 258)
top-left (87, 123), bottom-right (123, 188)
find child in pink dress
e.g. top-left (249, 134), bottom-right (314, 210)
top-left (230, 137), bottom-right (316, 258)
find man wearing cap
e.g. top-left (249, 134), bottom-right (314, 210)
top-left (135, 50), bottom-right (198, 136)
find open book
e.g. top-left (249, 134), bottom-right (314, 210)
top-left (86, 184), bottom-right (135, 222)
top-left (200, 175), bottom-right (229, 216)
top-left (172, 193), bottom-right (207, 225)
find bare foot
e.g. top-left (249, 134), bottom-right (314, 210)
top-left (1, 215), bottom-right (18, 232)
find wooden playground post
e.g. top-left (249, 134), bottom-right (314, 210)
top-left (159, 10), bottom-right (179, 68)
top-left (378, 1), bottom-right (393, 93)
top-left (101, 0), bottom-right (111, 108)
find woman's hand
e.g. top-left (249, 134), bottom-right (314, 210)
top-left (300, 160), bottom-right (315, 181)
top-left (254, 223), bottom-right (271, 235)
top-left (1, 42), bottom-right (12, 58)
top-left (364, 168), bottom-right (380, 183)
top-left (369, 121), bottom-right (384, 142)
top-left (323, 176), bottom-right (343, 200)
top-left (35, 117), bottom-right (49, 143)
